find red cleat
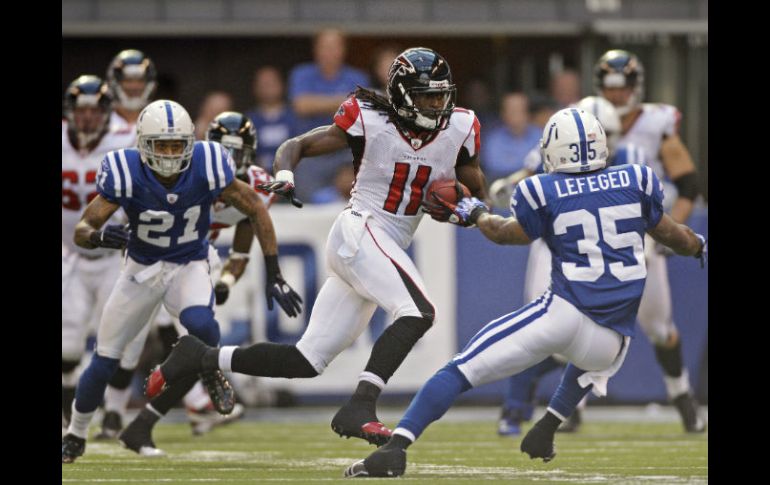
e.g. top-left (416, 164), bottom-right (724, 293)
top-left (360, 421), bottom-right (393, 443)
top-left (144, 366), bottom-right (167, 399)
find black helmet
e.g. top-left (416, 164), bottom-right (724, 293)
top-left (386, 47), bottom-right (456, 132)
top-left (106, 49), bottom-right (158, 112)
top-left (206, 111), bottom-right (258, 173)
top-left (594, 49), bottom-right (645, 115)
top-left (63, 74), bottom-right (113, 149)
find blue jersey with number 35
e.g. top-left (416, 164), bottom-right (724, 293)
top-left (96, 141), bottom-right (235, 265)
top-left (511, 164), bottom-right (664, 337)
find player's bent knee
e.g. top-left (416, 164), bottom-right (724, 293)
top-left (88, 353), bottom-right (121, 382)
top-left (285, 346), bottom-right (319, 378)
top-left (179, 306), bottom-right (220, 346)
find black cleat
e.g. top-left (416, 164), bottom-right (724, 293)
top-left (94, 411), bottom-right (123, 440)
top-left (344, 446), bottom-right (406, 478)
top-left (520, 422), bottom-right (557, 462)
top-left (673, 393), bottom-right (706, 433)
top-left (556, 409), bottom-right (582, 433)
top-left (118, 415), bottom-right (166, 457)
top-left (146, 335), bottom-right (208, 399)
top-left (331, 400), bottom-right (392, 447)
top-left (199, 370), bottom-right (236, 415)
top-left (62, 434), bottom-right (85, 464)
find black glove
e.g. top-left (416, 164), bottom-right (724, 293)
top-left (264, 255), bottom-right (303, 317)
top-left (89, 224), bottom-right (130, 249)
top-left (257, 181), bottom-right (304, 208)
top-left (214, 281), bottom-right (230, 305)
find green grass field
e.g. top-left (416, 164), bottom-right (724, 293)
top-left (62, 414), bottom-right (707, 484)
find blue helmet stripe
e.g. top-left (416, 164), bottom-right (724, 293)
top-left (570, 108), bottom-right (588, 165)
top-left (164, 101), bottom-right (174, 129)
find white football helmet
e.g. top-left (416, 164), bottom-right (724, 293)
top-left (575, 96), bottom-right (621, 153)
top-left (137, 100), bottom-right (195, 177)
top-left (541, 108), bottom-right (608, 174)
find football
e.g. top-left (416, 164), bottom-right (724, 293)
top-left (427, 179), bottom-right (471, 205)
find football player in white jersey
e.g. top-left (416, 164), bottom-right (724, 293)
top-left (146, 47), bottom-right (487, 447)
top-left (488, 96), bottom-right (621, 435)
top-left (112, 112), bottom-right (275, 455)
top-left (62, 75), bottom-right (137, 431)
top-left (107, 49), bottom-right (157, 128)
top-left (342, 108), bottom-right (707, 477)
top-left (596, 49), bottom-right (705, 432)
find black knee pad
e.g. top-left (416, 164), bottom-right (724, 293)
top-left (385, 316), bottom-right (433, 347)
top-left (108, 366), bottom-right (135, 389)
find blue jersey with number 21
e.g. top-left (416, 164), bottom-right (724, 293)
top-left (96, 141), bottom-right (235, 265)
top-left (511, 164), bottom-right (664, 337)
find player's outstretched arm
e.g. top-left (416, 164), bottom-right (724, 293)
top-left (647, 213), bottom-right (705, 258)
top-left (221, 179), bottom-right (303, 317)
top-left (74, 195), bottom-right (126, 250)
top-left (261, 124), bottom-right (349, 207)
top-left (475, 213), bottom-right (532, 246)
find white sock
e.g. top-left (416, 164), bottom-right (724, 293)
top-left (183, 381), bottom-right (212, 410)
top-left (664, 369), bottom-right (691, 399)
top-left (358, 371), bottom-right (385, 390)
top-left (67, 401), bottom-right (95, 439)
top-left (392, 427), bottom-right (416, 443)
top-left (218, 346), bottom-right (237, 373)
top-left (104, 385), bottom-right (132, 416)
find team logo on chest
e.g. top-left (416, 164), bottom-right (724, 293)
top-left (167, 193), bottom-right (179, 204)
top-left (410, 138), bottom-right (423, 149)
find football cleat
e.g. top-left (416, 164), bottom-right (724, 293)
top-left (520, 422), bottom-right (557, 462)
top-left (199, 370), bottom-right (236, 415)
top-left (118, 416), bottom-right (166, 457)
top-left (188, 402), bottom-right (245, 435)
top-left (145, 335), bottom-right (208, 399)
top-left (94, 410), bottom-right (123, 440)
top-left (62, 434), bottom-right (86, 464)
top-left (331, 400), bottom-right (392, 446)
top-left (673, 393), bottom-right (707, 433)
top-left (343, 446), bottom-right (406, 478)
top-left (145, 366), bottom-right (167, 399)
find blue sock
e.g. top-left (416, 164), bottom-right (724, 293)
top-left (547, 363), bottom-right (592, 419)
top-left (180, 306), bottom-right (220, 346)
top-left (396, 362), bottom-right (472, 440)
top-left (504, 356), bottom-right (563, 420)
top-left (74, 353), bottom-right (119, 413)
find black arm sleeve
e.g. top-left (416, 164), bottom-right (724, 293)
top-left (673, 172), bottom-right (699, 200)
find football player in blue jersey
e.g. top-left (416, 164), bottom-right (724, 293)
top-left (343, 108), bottom-right (706, 477)
top-left (488, 96), bottom-right (622, 436)
top-left (62, 100), bottom-right (302, 464)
